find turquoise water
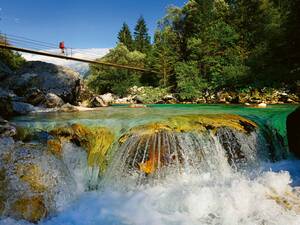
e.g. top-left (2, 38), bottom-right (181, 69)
top-left (3, 104), bottom-right (300, 225)
top-left (11, 104), bottom-right (297, 137)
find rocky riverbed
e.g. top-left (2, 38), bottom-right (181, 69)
top-left (0, 61), bottom-right (299, 119)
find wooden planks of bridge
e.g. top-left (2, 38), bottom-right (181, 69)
top-left (0, 43), bottom-right (156, 73)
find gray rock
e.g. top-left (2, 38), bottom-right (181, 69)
top-left (100, 93), bottom-right (116, 104)
top-left (24, 88), bottom-right (46, 106)
top-left (5, 61), bottom-right (81, 104)
top-left (88, 96), bottom-right (108, 107)
top-left (44, 93), bottom-right (64, 108)
top-left (0, 141), bottom-right (76, 222)
top-left (12, 102), bottom-right (35, 115)
top-left (59, 103), bottom-right (79, 112)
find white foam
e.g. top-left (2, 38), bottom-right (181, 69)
top-left (2, 169), bottom-right (300, 225)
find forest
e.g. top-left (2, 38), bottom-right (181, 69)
top-left (87, 0), bottom-right (300, 100)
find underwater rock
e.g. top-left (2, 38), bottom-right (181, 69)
top-left (287, 107), bottom-right (300, 158)
top-left (0, 141), bottom-right (76, 222)
top-left (117, 114), bottom-right (258, 175)
top-left (50, 124), bottom-right (114, 172)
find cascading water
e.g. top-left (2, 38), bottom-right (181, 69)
top-left (1, 105), bottom-right (300, 225)
top-left (103, 127), bottom-right (262, 189)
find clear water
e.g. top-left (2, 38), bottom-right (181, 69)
top-left (2, 104), bottom-right (300, 225)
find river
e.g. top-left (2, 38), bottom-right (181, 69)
top-left (1, 104), bottom-right (300, 225)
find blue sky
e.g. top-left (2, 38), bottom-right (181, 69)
top-left (0, 0), bottom-right (186, 48)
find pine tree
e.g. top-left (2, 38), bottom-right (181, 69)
top-left (134, 16), bottom-right (151, 53)
top-left (117, 23), bottom-right (133, 51)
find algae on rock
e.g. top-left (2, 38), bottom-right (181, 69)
top-left (50, 124), bottom-right (115, 173)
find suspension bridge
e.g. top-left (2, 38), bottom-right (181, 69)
top-left (0, 33), bottom-right (153, 73)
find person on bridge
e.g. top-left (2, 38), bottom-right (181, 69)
top-left (59, 41), bottom-right (65, 54)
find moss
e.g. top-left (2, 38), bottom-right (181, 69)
top-left (50, 124), bottom-right (114, 173)
top-left (121, 114), bottom-right (257, 144)
top-left (11, 196), bottom-right (47, 223)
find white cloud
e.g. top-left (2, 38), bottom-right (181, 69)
top-left (21, 48), bottom-right (110, 75)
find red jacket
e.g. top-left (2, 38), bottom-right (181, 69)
top-left (59, 42), bottom-right (65, 49)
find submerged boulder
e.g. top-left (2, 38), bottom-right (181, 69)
top-left (287, 107), bottom-right (300, 157)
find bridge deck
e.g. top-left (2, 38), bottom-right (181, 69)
top-left (0, 44), bottom-right (155, 73)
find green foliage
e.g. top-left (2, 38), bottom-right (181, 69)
top-left (150, 27), bottom-right (180, 87)
top-left (0, 35), bottom-right (25, 71)
top-left (86, 44), bottom-right (145, 96)
top-left (133, 16), bottom-right (151, 53)
top-left (175, 61), bottom-right (207, 100)
top-left (118, 23), bottom-right (133, 51)
top-left (88, 0), bottom-right (299, 98)
top-left (129, 86), bottom-right (170, 103)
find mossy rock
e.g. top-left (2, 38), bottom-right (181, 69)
top-left (118, 114), bottom-right (257, 175)
top-left (0, 140), bottom-right (76, 222)
top-left (121, 114), bottom-right (257, 143)
top-left (50, 124), bottom-right (114, 172)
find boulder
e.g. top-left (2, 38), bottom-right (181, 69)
top-left (4, 61), bottom-right (81, 104)
top-left (59, 103), bottom-right (79, 112)
top-left (24, 88), bottom-right (46, 106)
top-left (99, 93), bottom-right (116, 104)
top-left (88, 96), bottom-right (108, 107)
top-left (287, 107), bottom-right (300, 157)
top-left (12, 102), bottom-right (35, 115)
top-left (133, 95), bottom-right (144, 104)
top-left (162, 94), bottom-right (178, 104)
top-left (43, 93), bottom-right (65, 108)
top-left (0, 139), bottom-right (76, 222)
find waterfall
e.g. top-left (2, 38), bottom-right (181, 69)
top-left (102, 127), bottom-right (265, 189)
